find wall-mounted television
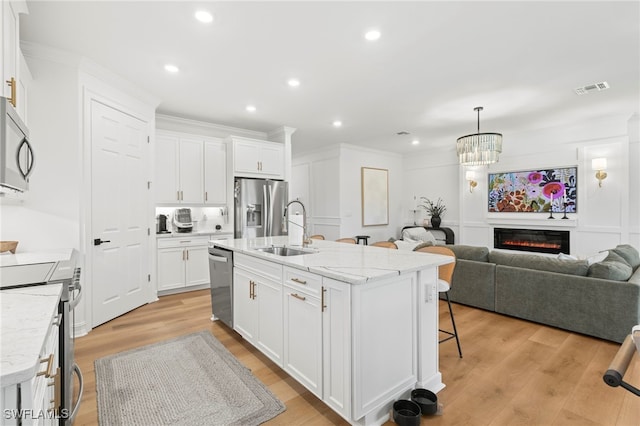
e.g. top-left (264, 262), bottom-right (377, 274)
top-left (488, 166), bottom-right (577, 213)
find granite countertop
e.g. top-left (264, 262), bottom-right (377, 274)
top-left (0, 284), bottom-right (63, 386)
top-left (212, 236), bottom-right (452, 284)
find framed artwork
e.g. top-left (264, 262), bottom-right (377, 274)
top-left (488, 166), bottom-right (577, 213)
top-left (361, 167), bottom-right (389, 226)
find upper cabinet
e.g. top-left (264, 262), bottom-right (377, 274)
top-left (204, 140), bottom-right (227, 205)
top-left (231, 136), bottom-right (284, 179)
top-left (2, 0), bottom-right (29, 124)
top-left (155, 130), bottom-right (227, 205)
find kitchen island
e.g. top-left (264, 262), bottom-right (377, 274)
top-left (211, 236), bottom-right (453, 425)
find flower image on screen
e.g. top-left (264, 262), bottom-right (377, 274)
top-left (488, 167), bottom-right (577, 213)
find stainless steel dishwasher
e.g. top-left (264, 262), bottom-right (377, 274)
top-left (208, 245), bottom-right (234, 328)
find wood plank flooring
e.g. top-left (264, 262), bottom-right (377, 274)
top-left (73, 289), bottom-right (640, 425)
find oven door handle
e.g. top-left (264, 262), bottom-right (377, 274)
top-left (69, 268), bottom-right (83, 310)
top-left (68, 363), bottom-right (84, 422)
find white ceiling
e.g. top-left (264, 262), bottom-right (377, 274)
top-left (20, 1), bottom-right (640, 154)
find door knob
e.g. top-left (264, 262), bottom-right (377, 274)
top-left (93, 238), bottom-right (112, 246)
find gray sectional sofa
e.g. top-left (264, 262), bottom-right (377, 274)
top-left (444, 244), bottom-right (640, 343)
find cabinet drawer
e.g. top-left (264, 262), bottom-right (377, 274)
top-left (235, 253), bottom-right (283, 282)
top-left (284, 267), bottom-right (322, 297)
top-left (157, 236), bottom-right (209, 249)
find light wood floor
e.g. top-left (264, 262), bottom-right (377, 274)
top-left (73, 289), bottom-right (640, 426)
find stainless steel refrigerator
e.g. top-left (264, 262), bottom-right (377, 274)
top-left (234, 178), bottom-right (288, 238)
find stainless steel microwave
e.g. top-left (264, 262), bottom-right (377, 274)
top-left (0, 96), bottom-right (33, 192)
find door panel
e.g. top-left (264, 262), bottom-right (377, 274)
top-left (91, 100), bottom-right (149, 327)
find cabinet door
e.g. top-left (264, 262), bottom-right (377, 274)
top-left (233, 140), bottom-right (260, 174)
top-left (233, 268), bottom-right (258, 341)
top-left (185, 245), bottom-right (209, 287)
top-left (322, 278), bottom-right (351, 419)
top-left (2, 1), bottom-right (18, 102)
top-left (178, 138), bottom-right (204, 204)
top-left (157, 247), bottom-right (186, 291)
top-left (155, 135), bottom-right (180, 203)
top-left (255, 277), bottom-right (283, 366)
top-left (259, 143), bottom-right (284, 177)
top-left (283, 286), bottom-right (322, 397)
top-left (204, 140), bottom-right (227, 204)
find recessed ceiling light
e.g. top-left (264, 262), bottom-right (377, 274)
top-left (365, 29), bottom-right (381, 41)
top-left (332, 120), bottom-right (342, 127)
top-left (246, 105), bottom-right (256, 112)
top-left (164, 64), bottom-right (179, 73)
top-left (412, 140), bottom-right (420, 145)
top-left (288, 79), bottom-right (300, 87)
top-left (195, 10), bottom-right (213, 23)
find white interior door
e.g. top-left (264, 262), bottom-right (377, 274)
top-left (91, 100), bottom-right (150, 327)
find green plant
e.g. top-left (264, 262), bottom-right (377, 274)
top-left (419, 197), bottom-right (446, 217)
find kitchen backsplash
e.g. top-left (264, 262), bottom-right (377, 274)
top-left (155, 206), bottom-right (230, 233)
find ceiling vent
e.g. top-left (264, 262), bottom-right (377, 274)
top-left (574, 81), bottom-right (610, 95)
top-left (396, 131), bottom-right (410, 135)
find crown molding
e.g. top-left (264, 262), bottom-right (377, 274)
top-left (155, 114), bottom-right (268, 139)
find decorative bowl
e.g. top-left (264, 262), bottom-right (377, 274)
top-left (411, 388), bottom-right (438, 415)
top-left (0, 241), bottom-right (18, 254)
top-left (392, 399), bottom-right (421, 426)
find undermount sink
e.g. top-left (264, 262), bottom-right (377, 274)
top-left (254, 246), bottom-right (314, 256)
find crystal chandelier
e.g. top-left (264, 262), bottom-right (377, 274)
top-left (456, 106), bottom-right (502, 165)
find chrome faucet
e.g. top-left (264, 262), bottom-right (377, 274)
top-left (283, 199), bottom-right (311, 246)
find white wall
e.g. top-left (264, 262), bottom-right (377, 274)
top-left (402, 113), bottom-right (639, 257)
top-left (292, 144), bottom-right (404, 242)
top-left (0, 49), bottom-right (80, 251)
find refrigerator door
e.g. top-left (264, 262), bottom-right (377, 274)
top-left (234, 178), bottom-right (288, 238)
top-left (235, 178), bottom-right (265, 238)
top-left (265, 180), bottom-right (288, 237)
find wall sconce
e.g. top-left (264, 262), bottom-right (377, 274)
top-left (592, 158), bottom-right (607, 187)
top-left (466, 171), bottom-right (478, 193)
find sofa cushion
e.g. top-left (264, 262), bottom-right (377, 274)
top-left (489, 251), bottom-right (589, 276)
top-left (588, 251), bottom-right (633, 281)
top-left (611, 244), bottom-right (640, 271)
top-left (448, 245), bottom-right (489, 262)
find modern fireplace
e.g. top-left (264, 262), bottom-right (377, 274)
top-left (494, 228), bottom-right (570, 255)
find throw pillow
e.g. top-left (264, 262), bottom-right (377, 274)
top-left (587, 251), bottom-right (633, 281)
top-left (611, 244), bottom-right (640, 271)
top-left (401, 227), bottom-right (437, 245)
top-left (558, 253), bottom-right (578, 261)
top-left (585, 250), bottom-right (609, 265)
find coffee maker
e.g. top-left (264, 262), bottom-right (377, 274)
top-left (156, 214), bottom-right (170, 234)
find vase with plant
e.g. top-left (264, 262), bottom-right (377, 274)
top-left (419, 197), bottom-right (446, 228)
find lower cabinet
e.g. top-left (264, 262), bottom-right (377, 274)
top-left (1, 310), bottom-right (60, 426)
top-left (157, 236), bottom-right (210, 292)
top-left (233, 254), bottom-right (283, 366)
top-left (283, 283), bottom-right (322, 398)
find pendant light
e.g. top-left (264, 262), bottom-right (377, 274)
top-left (456, 106), bottom-right (502, 165)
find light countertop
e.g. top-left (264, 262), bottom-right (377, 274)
top-left (0, 248), bottom-right (76, 268)
top-left (0, 284), bottom-right (63, 386)
top-left (212, 236), bottom-right (452, 284)
top-left (156, 230), bottom-right (233, 239)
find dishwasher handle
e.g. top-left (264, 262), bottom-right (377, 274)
top-left (208, 253), bottom-right (229, 263)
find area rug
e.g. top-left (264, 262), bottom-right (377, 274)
top-left (95, 330), bottom-right (285, 425)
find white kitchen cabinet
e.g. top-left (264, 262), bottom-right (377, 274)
top-left (204, 139), bottom-right (227, 205)
top-left (155, 133), bottom-right (204, 204)
top-left (157, 236), bottom-right (209, 292)
top-left (231, 137), bottom-right (284, 179)
top-left (283, 268), bottom-right (323, 398)
top-left (233, 253), bottom-right (283, 366)
top-left (322, 277), bottom-right (351, 419)
top-left (1, 307), bottom-right (60, 426)
top-left (1, 0), bottom-right (29, 124)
